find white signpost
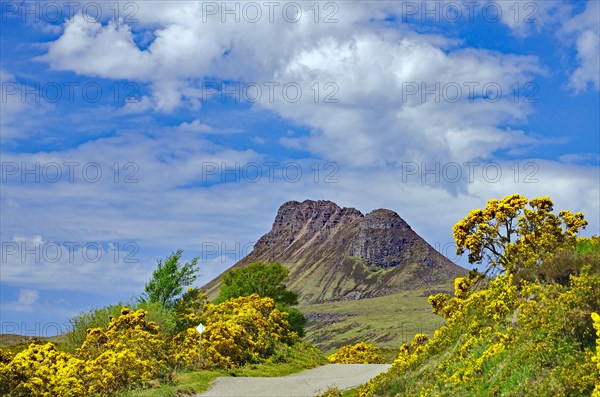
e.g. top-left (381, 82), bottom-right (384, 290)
top-left (196, 323), bottom-right (205, 344)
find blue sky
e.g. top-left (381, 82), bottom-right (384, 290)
top-left (1, 0), bottom-right (599, 336)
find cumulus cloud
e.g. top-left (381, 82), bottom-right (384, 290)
top-left (562, 1), bottom-right (600, 93)
top-left (42, 2), bottom-right (546, 167)
top-left (42, 17), bottom-right (153, 79)
top-left (262, 35), bottom-right (543, 166)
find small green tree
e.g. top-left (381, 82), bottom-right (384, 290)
top-left (142, 249), bottom-right (200, 309)
top-left (216, 262), bottom-right (298, 306)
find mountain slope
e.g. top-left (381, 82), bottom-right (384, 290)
top-left (204, 199), bottom-right (465, 304)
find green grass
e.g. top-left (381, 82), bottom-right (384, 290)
top-left (341, 387), bottom-right (359, 397)
top-left (300, 287), bottom-right (450, 352)
top-left (118, 370), bottom-right (222, 397)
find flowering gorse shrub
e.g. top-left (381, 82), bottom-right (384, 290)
top-left (592, 312), bottom-right (600, 397)
top-left (0, 348), bottom-right (13, 364)
top-left (200, 294), bottom-right (296, 368)
top-left (327, 342), bottom-right (384, 364)
top-left (0, 308), bottom-right (175, 396)
top-left (453, 194), bottom-right (587, 274)
top-left (76, 307), bottom-right (171, 395)
top-left (359, 263), bottom-right (600, 397)
top-left (360, 200), bottom-right (596, 396)
top-left (393, 334), bottom-right (428, 370)
top-left (169, 327), bottom-right (203, 369)
top-left (0, 293), bottom-right (304, 395)
top-left (0, 343), bottom-right (85, 397)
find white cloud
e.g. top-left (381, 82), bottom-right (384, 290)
top-left (0, 68), bottom-right (49, 140)
top-left (1, 289), bottom-right (40, 312)
top-left (494, 0), bottom-right (568, 37)
top-left (177, 119), bottom-right (216, 133)
top-left (175, 119), bottom-right (241, 134)
top-left (41, 2), bottom-right (547, 166)
top-left (42, 17), bottom-right (153, 80)
top-left (563, 1), bottom-right (600, 93)
top-left (261, 35), bottom-right (543, 166)
top-left (558, 152), bottom-right (600, 164)
top-left (18, 289), bottom-right (39, 306)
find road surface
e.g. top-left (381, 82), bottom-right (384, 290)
top-left (197, 364), bottom-right (391, 397)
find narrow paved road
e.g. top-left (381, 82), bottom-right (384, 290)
top-left (197, 364), bottom-right (391, 397)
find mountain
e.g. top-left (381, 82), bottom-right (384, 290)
top-left (203, 199), bottom-right (466, 350)
top-left (204, 200), bottom-right (465, 304)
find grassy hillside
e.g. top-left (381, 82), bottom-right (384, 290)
top-left (0, 334), bottom-right (64, 348)
top-left (358, 262), bottom-right (600, 396)
top-left (0, 334), bottom-right (66, 357)
top-left (300, 286), bottom-right (452, 352)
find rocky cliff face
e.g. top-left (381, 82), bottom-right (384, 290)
top-left (204, 200), bottom-right (465, 303)
top-left (258, 200), bottom-right (363, 248)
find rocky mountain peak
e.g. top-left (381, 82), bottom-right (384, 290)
top-left (261, 200), bottom-right (363, 248)
top-left (348, 209), bottom-right (420, 269)
top-left (362, 209), bottom-right (411, 230)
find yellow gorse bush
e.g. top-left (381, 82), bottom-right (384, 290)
top-left (200, 293), bottom-right (296, 368)
top-left (592, 312), bottom-right (600, 397)
top-left (453, 194), bottom-right (587, 273)
top-left (0, 308), bottom-right (174, 396)
top-left (0, 343), bottom-right (85, 397)
top-left (393, 333), bottom-right (429, 370)
top-left (76, 308), bottom-right (170, 395)
top-left (169, 327), bottom-right (203, 369)
top-left (360, 263), bottom-right (600, 396)
top-left (327, 342), bottom-right (385, 364)
top-left (361, 199), bottom-right (597, 396)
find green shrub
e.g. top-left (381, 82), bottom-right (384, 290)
top-left (277, 306), bottom-right (306, 337)
top-left (65, 301), bottom-right (178, 350)
top-left (135, 301), bottom-right (178, 335)
top-left (65, 303), bottom-right (125, 350)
